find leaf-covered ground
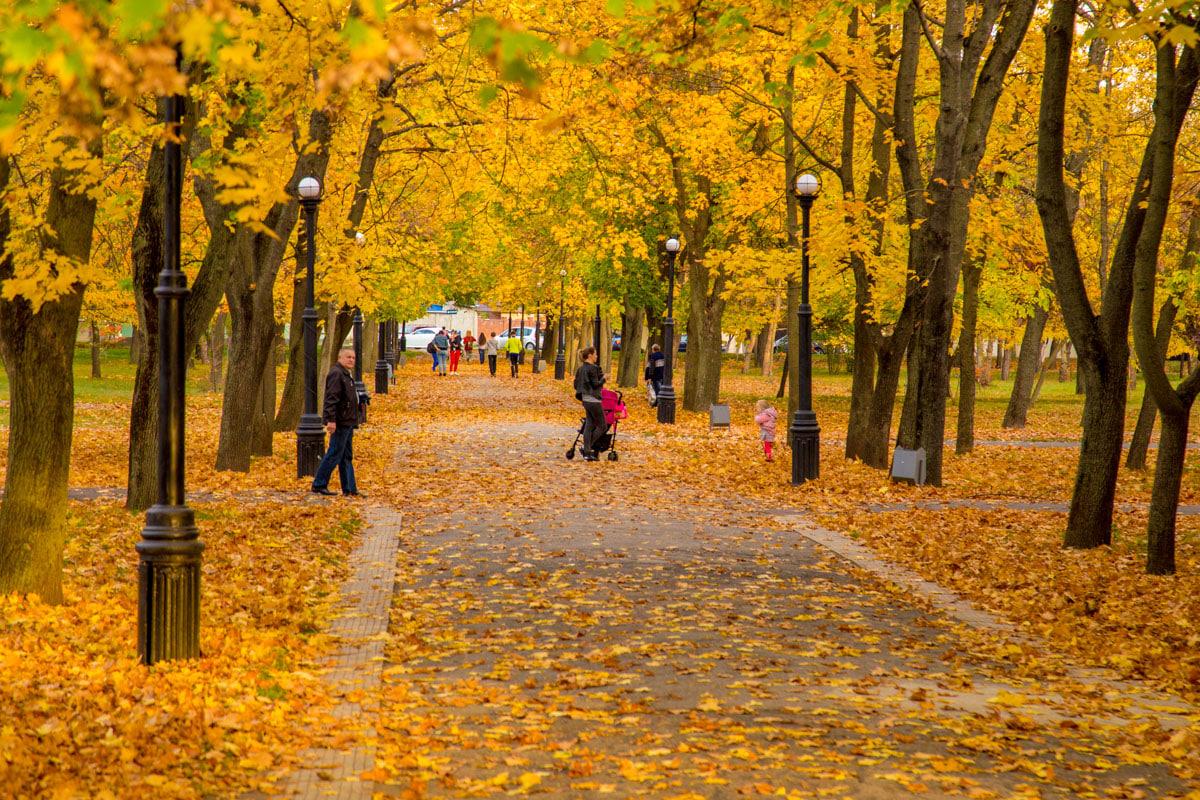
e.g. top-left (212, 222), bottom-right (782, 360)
top-left (364, 363), bottom-right (1200, 798)
top-left (2, 351), bottom-right (1200, 797)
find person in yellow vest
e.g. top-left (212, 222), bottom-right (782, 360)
top-left (505, 332), bottom-right (522, 378)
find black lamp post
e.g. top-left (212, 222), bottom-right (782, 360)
top-left (554, 269), bottom-right (566, 380)
top-left (137, 70), bottom-right (203, 664)
top-left (375, 319), bottom-right (389, 394)
top-left (399, 319), bottom-right (407, 361)
top-left (519, 304), bottom-right (526, 364)
top-left (294, 177), bottom-right (326, 478)
top-left (593, 304), bottom-right (601, 352)
top-left (791, 173), bottom-right (821, 484)
top-left (353, 308), bottom-right (367, 424)
top-left (657, 237), bottom-right (680, 425)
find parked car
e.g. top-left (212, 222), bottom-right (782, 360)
top-left (612, 332), bottom-right (622, 351)
top-left (492, 326), bottom-right (541, 351)
top-left (678, 334), bottom-right (687, 353)
top-left (773, 334), bottom-right (825, 354)
top-left (401, 326), bottom-right (441, 351)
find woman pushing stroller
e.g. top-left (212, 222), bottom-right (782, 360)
top-left (573, 346), bottom-right (607, 462)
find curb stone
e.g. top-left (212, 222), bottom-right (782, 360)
top-left (775, 515), bottom-right (1197, 730)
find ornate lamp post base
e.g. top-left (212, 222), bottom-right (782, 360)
top-left (554, 354), bottom-right (565, 380)
top-left (656, 386), bottom-right (676, 424)
top-left (137, 506), bottom-right (203, 663)
top-left (296, 414), bottom-right (326, 478)
top-left (790, 411), bottom-right (820, 484)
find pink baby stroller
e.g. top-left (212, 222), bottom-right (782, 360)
top-left (566, 388), bottom-right (628, 461)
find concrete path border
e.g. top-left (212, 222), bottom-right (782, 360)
top-left (774, 515), bottom-right (1197, 728)
top-left (279, 503), bottom-right (403, 799)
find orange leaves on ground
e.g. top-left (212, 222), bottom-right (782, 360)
top-left (0, 499), bottom-right (358, 796)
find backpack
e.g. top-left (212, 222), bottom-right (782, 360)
top-left (426, 342), bottom-right (436, 354)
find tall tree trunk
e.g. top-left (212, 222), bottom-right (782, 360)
top-left (1030, 338), bottom-right (1061, 405)
top-left (763, 289), bottom-right (783, 379)
top-left (129, 325), bottom-right (140, 363)
top-left (89, 321), bottom-right (102, 378)
top-left (1128, 300), bottom-right (1178, 470)
top-left (999, 344), bottom-right (1014, 381)
top-left (1002, 306), bottom-right (1049, 428)
top-left (753, 324), bottom-right (770, 371)
top-left (776, 352), bottom-right (788, 400)
top-left (742, 329), bottom-right (754, 374)
top-left (1058, 340), bottom-right (1071, 382)
top-left (617, 301), bottom-right (644, 388)
top-left (955, 259), bottom-right (982, 454)
top-left (209, 310), bottom-right (227, 393)
top-left (0, 150), bottom-right (97, 602)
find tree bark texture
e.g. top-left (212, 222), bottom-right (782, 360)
top-left (0, 151), bottom-right (96, 602)
top-left (90, 321), bottom-right (102, 378)
top-left (617, 301), bottom-right (644, 388)
top-left (1038, 0), bottom-right (1197, 549)
top-left (217, 108), bottom-right (334, 472)
top-left (1127, 300), bottom-right (1177, 470)
top-left (1002, 307), bottom-right (1049, 428)
top-left (955, 259), bottom-right (981, 454)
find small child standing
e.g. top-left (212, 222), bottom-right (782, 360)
top-left (754, 399), bottom-right (778, 461)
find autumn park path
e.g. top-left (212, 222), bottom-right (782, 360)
top-left (344, 366), bottom-right (1196, 798)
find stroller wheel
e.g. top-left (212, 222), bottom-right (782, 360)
top-left (607, 451), bottom-right (619, 462)
top-left (566, 449), bottom-right (576, 460)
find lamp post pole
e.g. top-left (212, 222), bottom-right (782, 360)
top-left (294, 179), bottom-right (325, 478)
top-left (657, 237), bottom-right (680, 425)
top-left (555, 270), bottom-right (567, 380)
top-left (137, 67), bottom-right (203, 664)
top-left (375, 319), bottom-right (389, 394)
top-left (399, 319), bottom-right (407, 366)
top-left (791, 173), bottom-right (821, 484)
top-left (593, 304), bottom-right (601, 352)
top-left (532, 305), bottom-right (541, 374)
top-left (353, 309), bottom-right (367, 424)
top-left (519, 305), bottom-right (526, 364)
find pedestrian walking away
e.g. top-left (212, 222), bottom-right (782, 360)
top-left (754, 399), bottom-right (777, 462)
top-left (506, 333), bottom-right (522, 378)
top-left (645, 344), bottom-right (665, 407)
top-left (432, 328), bottom-right (450, 376)
top-left (573, 346), bottom-right (607, 461)
top-left (478, 332), bottom-right (489, 365)
top-left (449, 330), bottom-right (463, 374)
top-left (464, 331), bottom-right (476, 356)
top-left (311, 348), bottom-right (361, 496)
top-left (485, 333), bottom-right (499, 375)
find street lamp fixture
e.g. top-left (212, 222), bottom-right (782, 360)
top-left (790, 173), bottom-right (821, 484)
top-left (555, 269), bottom-right (567, 380)
top-left (658, 236), bottom-right (680, 425)
top-left (137, 66), bottom-right (203, 663)
top-left (295, 177), bottom-right (326, 479)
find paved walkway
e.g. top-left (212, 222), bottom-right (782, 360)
top-left (355, 371), bottom-right (1195, 799)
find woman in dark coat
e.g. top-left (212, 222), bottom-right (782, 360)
top-left (573, 346), bottom-right (606, 461)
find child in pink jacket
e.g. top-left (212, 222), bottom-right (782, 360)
top-left (754, 399), bottom-right (778, 462)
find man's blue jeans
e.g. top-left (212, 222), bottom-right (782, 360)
top-left (312, 426), bottom-right (357, 494)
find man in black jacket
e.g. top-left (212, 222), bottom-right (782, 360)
top-left (311, 348), bottom-right (362, 496)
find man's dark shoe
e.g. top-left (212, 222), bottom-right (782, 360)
top-left (343, 491), bottom-right (364, 497)
top-left (311, 487), bottom-right (336, 496)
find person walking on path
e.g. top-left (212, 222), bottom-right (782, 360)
top-left (645, 344), bottom-right (665, 407)
top-left (573, 346), bottom-right (607, 462)
top-left (311, 348), bottom-right (361, 496)
top-left (478, 332), bottom-right (488, 365)
top-left (754, 399), bottom-right (777, 462)
top-left (505, 333), bottom-right (522, 378)
top-left (485, 333), bottom-right (499, 375)
top-left (449, 330), bottom-right (463, 374)
top-left (464, 331), bottom-right (476, 358)
top-left (432, 328), bottom-right (450, 376)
